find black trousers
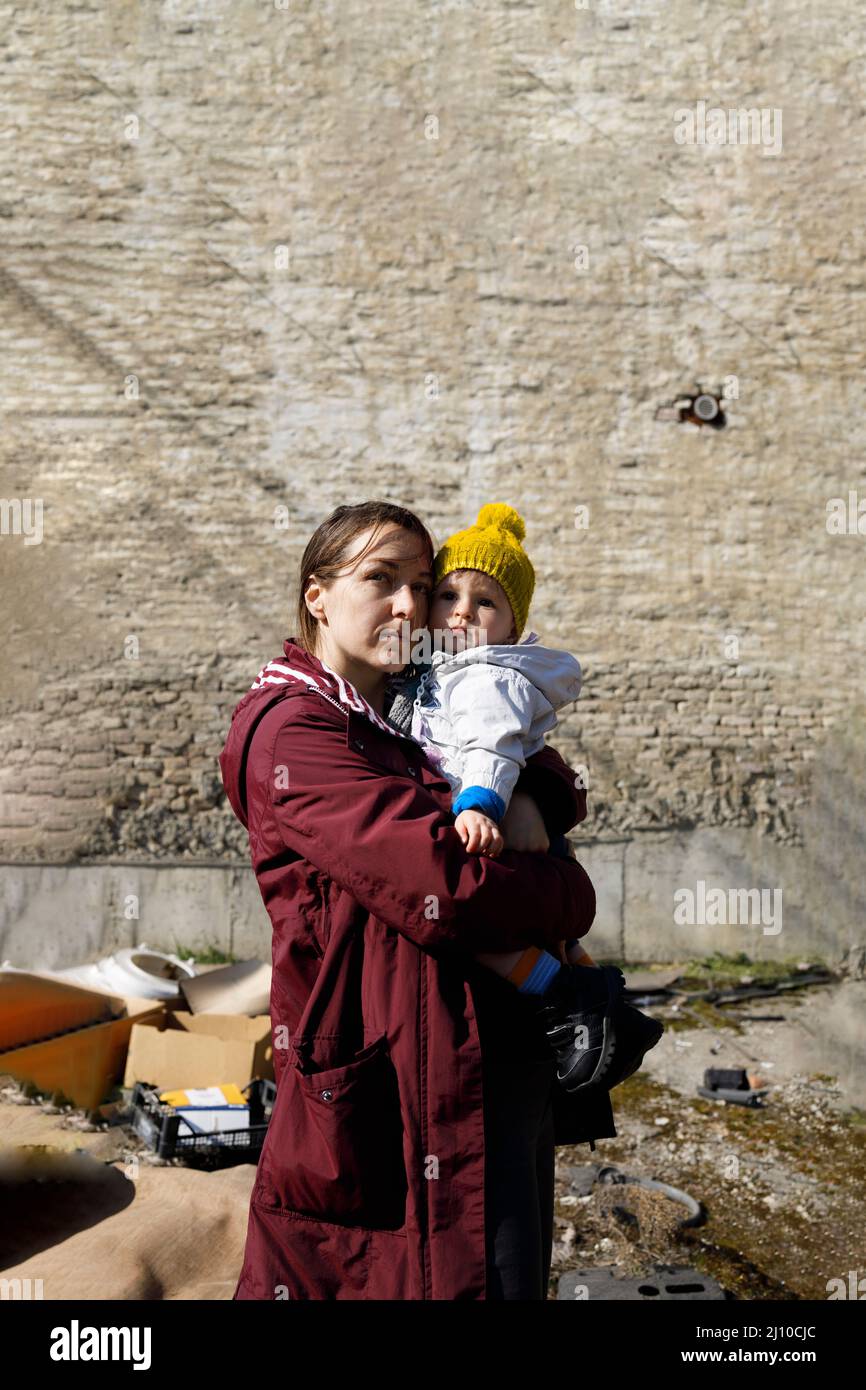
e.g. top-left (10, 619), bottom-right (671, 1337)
top-left (479, 833), bottom-right (573, 1299)
top-left (482, 1054), bottom-right (559, 1300)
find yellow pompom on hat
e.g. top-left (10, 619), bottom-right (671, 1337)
top-left (433, 502), bottom-right (536, 637)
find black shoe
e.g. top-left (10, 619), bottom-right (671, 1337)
top-left (534, 964), bottom-right (624, 1091)
top-left (600, 999), bottom-right (665, 1090)
top-left (535, 964), bottom-right (664, 1094)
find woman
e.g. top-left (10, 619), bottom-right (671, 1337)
top-left (219, 500), bottom-right (616, 1300)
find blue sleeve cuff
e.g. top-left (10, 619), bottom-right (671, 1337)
top-left (452, 786), bottom-right (506, 823)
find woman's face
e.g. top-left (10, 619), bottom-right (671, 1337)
top-left (305, 525), bottom-right (434, 680)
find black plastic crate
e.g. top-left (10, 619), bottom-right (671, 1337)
top-left (127, 1077), bottom-right (277, 1164)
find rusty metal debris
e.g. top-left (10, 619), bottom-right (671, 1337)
top-left (629, 966), bottom-right (835, 1013)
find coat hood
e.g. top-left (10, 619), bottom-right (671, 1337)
top-left (219, 638), bottom-right (411, 829)
top-left (427, 630), bottom-right (582, 710)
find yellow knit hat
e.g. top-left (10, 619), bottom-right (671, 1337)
top-left (433, 503), bottom-right (536, 638)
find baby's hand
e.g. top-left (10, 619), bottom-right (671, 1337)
top-left (455, 808), bottom-right (504, 858)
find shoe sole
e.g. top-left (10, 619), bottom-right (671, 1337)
top-left (560, 1011), bottom-right (665, 1093)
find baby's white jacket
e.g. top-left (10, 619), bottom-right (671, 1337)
top-left (410, 631), bottom-right (582, 824)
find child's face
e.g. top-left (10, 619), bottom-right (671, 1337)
top-left (430, 569), bottom-right (516, 649)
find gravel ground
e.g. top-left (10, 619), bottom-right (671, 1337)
top-left (550, 972), bottom-right (866, 1300)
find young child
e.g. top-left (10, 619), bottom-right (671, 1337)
top-left (391, 502), bottom-right (663, 1093)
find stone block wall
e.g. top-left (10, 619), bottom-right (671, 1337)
top-left (0, 1), bottom-right (863, 963)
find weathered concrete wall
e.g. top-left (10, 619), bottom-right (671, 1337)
top-left (5, 698), bottom-right (865, 971)
top-left (1, 1), bottom-right (864, 961)
top-left (0, 861), bottom-right (271, 970)
top-left (3, 803), bottom-right (861, 970)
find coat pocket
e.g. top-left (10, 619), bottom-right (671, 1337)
top-left (257, 1034), bottom-right (408, 1231)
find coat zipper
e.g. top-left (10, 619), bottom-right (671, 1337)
top-left (314, 683), bottom-right (417, 745)
top-left (418, 945), bottom-right (431, 1299)
top-left (316, 688), bottom-right (352, 720)
top-left (319, 679), bottom-right (431, 1296)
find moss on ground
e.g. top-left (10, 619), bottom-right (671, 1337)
top-left (558, 1045), bottom-right (866, 1300)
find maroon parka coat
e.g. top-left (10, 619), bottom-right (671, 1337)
top-left (219, 639), bottom-right (616, 1300)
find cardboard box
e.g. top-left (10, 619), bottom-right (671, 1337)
top-left (124, 1012), bottom-right (274, 1091)
top-left (179, 959), bottom-right (271, 1016)
top-left (0, 970), bottom-right (164, 1110)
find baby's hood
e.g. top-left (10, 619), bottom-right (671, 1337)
top-left (430, 631), bottom-right (582, 710)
